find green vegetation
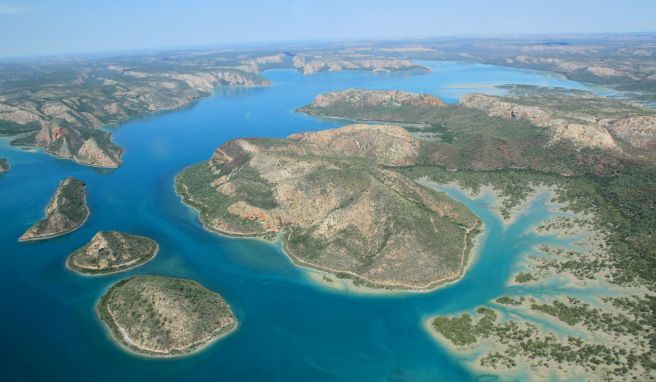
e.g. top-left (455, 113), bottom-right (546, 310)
top-left (19, 177), bottom-right (89, 241)
top-left (177, 125), bottom-right (479, 289)
top-left (67, 231), bottom-right (158, 275)
top-left (97, 275), bottom-right (236, 357)
top-left (514, 272), bottom-right (538, 283)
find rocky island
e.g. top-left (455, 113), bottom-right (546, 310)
top-left (67, 231), bottom-right (158, 275)
top-left (0, 158), bottom-right (8, 173)
top-left (19, 177), bottom-right (89, 242)
top-left (177, 123), bottom-right (479, 290)
top-left (97, 275), bottom-right (236, 357)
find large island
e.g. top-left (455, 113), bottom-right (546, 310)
top-left (177, 123), bottom-right (479, 290)
top-left (97, 275), bottom-right (236, 357)
top-left (19, 177), bottom-right (89, 242)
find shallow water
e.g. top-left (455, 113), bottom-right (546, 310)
top-left (0, 62), bottom-right (604, 381)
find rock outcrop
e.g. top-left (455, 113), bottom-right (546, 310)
top-left (0, 158), bottom-right (8, 173)
top-left (460, 94), bottom-right (619, 150)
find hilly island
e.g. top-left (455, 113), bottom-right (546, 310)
top-left (20, 177), bottom-right (89, 242)
top-left (176, 123), bottom-right (479, 290)
top-left (67, 231), bottom-right (158, 275)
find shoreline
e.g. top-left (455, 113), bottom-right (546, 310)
top-left (66, 241), bottom-right (159, 276)
top-left (99, 302), bottom-right (238, 359)
top-left (96, 277), bottom-right (239, 359)
top-left (18, 198), bottom-right (90, 243)
top-left (174, 172), bottom-right (486, 295)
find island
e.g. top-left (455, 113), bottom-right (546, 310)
top-left (19, 177), bottom-right (89, 242)
top-left (0, 158), bottom-right (8, 173)
top-left (67, 231), bottom-right (158, 275)
top-left (176, 123), bottom-right (479, 290)
top-left (97, 275), bottom-right (237, 357)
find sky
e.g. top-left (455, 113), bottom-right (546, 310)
top-left (0, 0), bottom-right (655, 57)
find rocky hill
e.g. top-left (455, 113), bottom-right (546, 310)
top-left (19, 177), bottom-right (89, 241)
top-left (67, 231), bottom-right (158, 275)
top-left (460, 88), bottom-right (656, 151)
top-left (298, 88), bottom-right (444, 121)
top-left (176, 124), bottom-right (479, 290)
top-left (299, 87), bottom-right (656, 175)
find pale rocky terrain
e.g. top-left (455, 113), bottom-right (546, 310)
top-left (19, 177), bottom-right (88, 242)
top-left (67, 231), bottom-right (158, 275)
top-left (98, 276), bottom-right (236, 357)
top-left (177, 124), bottom-right (479, 290)
top-left (460, 90), bottom-right (656, 151)
top-left (0, 61), bottom-right (270, 167)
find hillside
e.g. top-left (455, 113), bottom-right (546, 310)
top-left (176, 123), bottom-right (479, 290)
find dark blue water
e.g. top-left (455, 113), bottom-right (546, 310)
top-left (0, 62), bottom-right (600, 381)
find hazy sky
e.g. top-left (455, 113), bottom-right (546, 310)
top-left (1, 0), bottom-right (654, 57)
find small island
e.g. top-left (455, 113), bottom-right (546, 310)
top-left (97, 275), bottom-right (237, 357)
top-left (67, 231), bottom-right (158, 275)
top-left (0, 158), bottom-right (8, 173)
top-left (19, 177), bottom-right (89, 242)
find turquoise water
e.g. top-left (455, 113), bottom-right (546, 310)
top-left (0, 62), bottom-right (601, 381)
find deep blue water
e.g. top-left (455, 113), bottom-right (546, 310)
top-left (0, 62), bottom-right (602, 381)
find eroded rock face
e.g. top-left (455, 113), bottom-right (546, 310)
top-left (19, 177), bottom-right (89, 242)
top-left (605, 116), bottom-right (656, 150)
top-left (67, 231), bottom-right (158, 275)
top-left (177, 124), bottom-right (479, 290)
top-left (98, 276), bottom-right (236, 357)
top-left (460, 94), bottom-right (621, 150)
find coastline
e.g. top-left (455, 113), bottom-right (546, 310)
top-left (96, 277), bottom-right (239, 359)
top-left (18, 198), bottom-right (90, 243)
top-left (174, 172), bottom-right (486, 295)
top-left (66, 242), bottom-right (159, 276)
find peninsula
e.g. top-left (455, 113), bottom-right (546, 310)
top-left (67, 231), bottom-right (158, 275)
top-left (19, 177), bottom-right (89, 242)
top-left (177, 123), bottom-right (479, 290)
top-left (298, 87), bottom-right (656, 379)
top-left (97, 275), bottom-right (237, 357)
